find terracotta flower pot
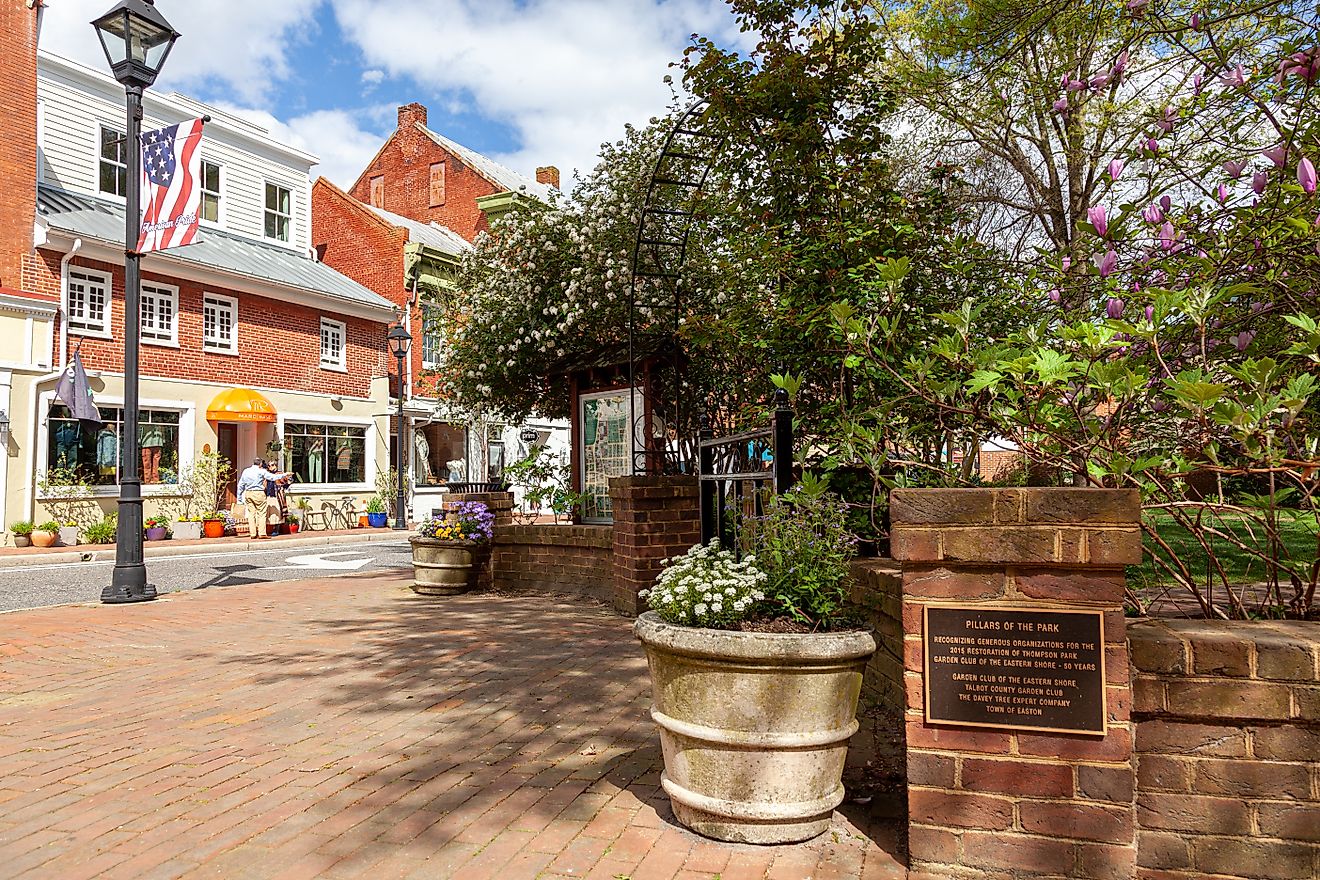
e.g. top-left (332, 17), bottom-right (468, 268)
top-left (31, 530), bottom-right (57, 548)
top-left (358, 515), bottom-right (370, 529)
top-left (635, 612), bottom-right (876, 844)
top-left (202, 520), bottom-right (226, 538)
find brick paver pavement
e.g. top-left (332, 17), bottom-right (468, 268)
top-left (0, 571), bottom-right (904, 879)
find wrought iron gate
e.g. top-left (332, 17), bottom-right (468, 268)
top-left (698, 389), bottom-right (794, 547)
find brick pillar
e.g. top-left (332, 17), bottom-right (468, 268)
top-left (891, 488), bottom-right (1142, 880)
top-left (608, 475), bottom-right (699, 617)
top-left (443, 491), bottom-right (513, 591)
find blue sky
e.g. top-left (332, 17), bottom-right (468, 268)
top-left (41, 0), bottom-right (746, 188)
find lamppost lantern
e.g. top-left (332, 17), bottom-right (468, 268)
top-left (0, 410), bottom-right (10, 446)
top-left (92, 0), bottom-right (179, 89)
top-left (387, 323), bottom-right (412, 358)
top-left (93, 0), bottom-right (178, 605)
top-left (388, 324), bottom-right (412, 530)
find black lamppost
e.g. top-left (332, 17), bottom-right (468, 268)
top-left (387, 323), bottom-right (412, 530)
top-left (93, 0), bottom-right (179, 605)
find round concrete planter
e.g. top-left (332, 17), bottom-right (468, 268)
top-left (409, 537), bottom-right (487, 596)
top-left (634, 612), bottom-right (876, 844)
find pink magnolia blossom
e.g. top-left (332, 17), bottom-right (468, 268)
top-left (1263, 144), bottom-right (1287, 168)
top-left (1252, 170), bottom-right (1269, 194)
top-left (1126, 0), bottom-right (1149, 13)
top-left (1061, 256), bottom-right (1072, 272)
top-left (1144, 305), bottom-right (1155, 322)
top-left (1159, 221), bottom-right (1176, 250)
top-left (1106, 297), bottom-right (1125, 319)
top-left (1112, 50), bottom-right (1129, 79)
top-left (1190, 13), bottom-right (1201, 29)
top-left (1278, 50), bottom-right (1319, 83)
top-left (1193, 73), bottom-right (1205, 96)
top-left (1098, 250), bottom-right (1118, 278)
top-left (1159, 195), bottom-right (1172, 213)
top-left (1145, 137), bottom-right (1160, 154)
top-left (1066, 77), bottom-right (1087, 92)
top-left (1219, 64), bottom-right (1246, 88)
top-left (1151, 399), bottom-right (1170, 413)
top-left (1216, 184), bottom-right (1230, 203)
top-left (1142, 203), bottom-right (1164, 224)
top-left (1091, 73), bottom-right (1111, 91)
top-left (1053, 96), bottom-right (1069, 113)
top-left (1222, 159), bottom-right (1248, 179)
top-left (1156, 106), bottom-right (1177, 133)
top-left (1087, 205), bottom-right (1109, 237)
top-left (1232, 331), bottom-right (1256, 352)
top-left (1299, 158), bottom-right (1317, 194)
top-left (1048, 289), bottom-right (1062, 303)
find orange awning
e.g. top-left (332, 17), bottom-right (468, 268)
top-left (206, 388), bottom-right (277, 423)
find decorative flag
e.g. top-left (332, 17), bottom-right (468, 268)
top-left (137, 118), bottom-right (205, 254)
top-left (54, 351), bottom-right (103, 429)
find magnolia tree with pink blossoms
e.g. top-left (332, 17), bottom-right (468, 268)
top-left (856, 5), bottom-right (1320, 618)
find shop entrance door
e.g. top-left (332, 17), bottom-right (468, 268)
top-left (217, 423), bottom-right (238, 509)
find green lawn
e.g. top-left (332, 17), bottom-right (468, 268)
top-left (1131, 510), bottom-right (1318, 591)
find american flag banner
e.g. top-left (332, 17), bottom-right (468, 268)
top-left (137, 118), bottom-right (206, 254)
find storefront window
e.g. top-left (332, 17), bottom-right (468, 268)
top-left (415, 422), bottom-right (466, 487)
top-left (46, 405), bottom-right (180, 486)
top-left (284, 422), bottom-right (366, 484)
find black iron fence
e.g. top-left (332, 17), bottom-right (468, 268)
top-left (698, 389), bottom-right (794, 548)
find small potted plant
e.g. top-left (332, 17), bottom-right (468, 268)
top-left (144, 516), bottom-right (169, 541)
top-left (83, 514), bottom-right (117, 545)
top-left (173, 515), bottom-right (203, 541)
top-left (32, 521), bottom-right (60, 548)
top-left (9, 521), bottom-right (34, 548)
top-left (365, 495), bottom-right (388, 528)
top-left (285, 513), bottom-right (300, 534)
top-left (409, 501), bottom-right (495, 596)
top-left (634, 488), bottom-right (876, 845)
top-left (201, 511), bottom-right (226, 539)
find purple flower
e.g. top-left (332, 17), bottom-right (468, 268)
top-left (1151, 399), bottom-right (1169, 413)
top-left (1126, 0), bottom-right (1148, 13)
top-left (1112, 50), bottom-right (1129, 78)
top-left (1156, 107), bottom-right (1177, 133)
top-left (1091, 72), bottom-right (1112, 91)
top-left (1106, 297), bottom-right (1125, 318)
top-left (1145, 137), bottom-right (1160, 154)
top-left (1299, 157), bottom-right (1317, 194)
top-left (1232, 331), bottom-right (1256, 351)
top-left (1190, 12), bottom-right (1201, 29)
top-left (1252, 170), bottom-right (1269, 194)
top-left (1142, 202), bottom-right (1164, 224)
top-left (1219, 64), bottom-right (1246, 88)
top-left (1222, 159), bottom-right (1248, 179)
top-left (1160, 195), bottom-right (1172, 213)
top-left (1066, 76), bottom-right (1087, 92)
top-left (1048, 289), bottom-right (1062, 303)
top-left (1263, 144), bottom-right (1287, 168)
top-left (1107, 159), bottom-right (1125, 181)
top-left (1087, 205), bottom-right (1109, 237)
top-left (1053, 96), bottom-right (1069, 113)
top-left (1061, 256), bottom-right (1072, 272)
top-left (1159, 221), bottom-right (1176, 250)
top-left (1098, 250), bottom-right (1118, 278)
top-left (1144, 305), bottom-right (1155, 322)
top-left (1193, 73), bottom-right (1204, 96)
top-left (1216, 183), bottom-right (1230, 203)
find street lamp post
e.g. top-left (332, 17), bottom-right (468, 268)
top-left (92, 0), bottom-right (179, 605)
top-left (387, 324), bottom-right (412, 530)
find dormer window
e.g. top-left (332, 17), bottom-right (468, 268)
top-left (99, 125), bottom-right (127, 197)
top-left (264, 182), bottom-right (291, 242)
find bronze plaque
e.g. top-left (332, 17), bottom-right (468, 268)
top-left (924, 606), bottom-right (1107, 734)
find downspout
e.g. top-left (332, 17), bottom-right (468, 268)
top-left (58, 238), bottom-right (83, 368)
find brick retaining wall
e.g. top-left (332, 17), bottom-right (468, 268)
top-left (492, 524), bottom-right (613, 605)
top-left (1129, 619), bottom-right (1320, 880)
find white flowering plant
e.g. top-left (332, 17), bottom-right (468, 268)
top-left (640, 541), bottom-right (768, 629)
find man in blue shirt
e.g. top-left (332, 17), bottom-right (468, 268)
top-left (236, 459), bottom-right (292, 539)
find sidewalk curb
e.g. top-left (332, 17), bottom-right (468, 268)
top-left (0, 530), bottom-right (410, 569)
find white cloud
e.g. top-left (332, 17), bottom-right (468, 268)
top-left (213, 105), bottom-right (389, 189)
top-left (38, 0), bottom-right (323, 105)
top-left (330, 0), bottom-right (745, 183)
top-left (361, 68), bottom-right (385, 87)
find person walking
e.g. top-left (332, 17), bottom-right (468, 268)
top-left (236, 458), bottom-right (291, 539)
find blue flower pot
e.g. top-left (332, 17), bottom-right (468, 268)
top-left (367, 512), bottom-right (388, 528)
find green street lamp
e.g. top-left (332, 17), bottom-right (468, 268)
top-left (387, 323), bottom-right (413, 530)
top-left (92, 0), bottom-right (180, 605)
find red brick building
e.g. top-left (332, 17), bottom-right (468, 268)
top-left (0, 1), bottom-right (398, 535)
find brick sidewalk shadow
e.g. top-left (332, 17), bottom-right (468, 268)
top-left (0, 572), bottom-right (905, 879)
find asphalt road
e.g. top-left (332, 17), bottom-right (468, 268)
top-left (0, 538), bottom-right (413, 613)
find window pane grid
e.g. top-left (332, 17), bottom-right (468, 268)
top-left (99, 127), bottom-right (127, 197)
top-left (47, 405), bottom-right (181, 487)
top-left (264, 183), bottom-right (292, 242)
top-left (284, 422), bottom-right (366, 485)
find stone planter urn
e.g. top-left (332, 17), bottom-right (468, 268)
top-left (409, 537), bottom-right (487, 596)
top-left (634, 612), bottom-right (877, 844)
top-left (57, 525), bottom-right (78, 547)
top-left (173, 521), bottom-right (203, 541)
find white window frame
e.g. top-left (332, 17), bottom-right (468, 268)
top-left (202, 292), bottom-right (238, 355)
top-left (421, 303), bottom-right (443, 368)
top-left (199, 159), bottom-right (224, 228)
top-left (97, 123), bottom-right (128, 201)
top-left (275, 413), bottom-right (375, 493)
top-left (139, 281), bottom-right (179, 347)
top-left (66, 266), bottom-right (112, 338)
top-left (264, 181), bottom-right (293, 243)
top-left (320, 318), bottom-right (347, 372)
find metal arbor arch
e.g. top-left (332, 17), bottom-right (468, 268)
top-left (626, 100), bottom-right (726, 475)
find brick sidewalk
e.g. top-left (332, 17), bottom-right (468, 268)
top-left (0, 572), bottom-right (904, 879)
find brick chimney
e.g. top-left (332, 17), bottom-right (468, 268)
top-left (536, 166), bottom-right (560, 189)
top-left (398, 102), bottom-right (428, 130)
top-left (0, 0), bottom-right (41, 288)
